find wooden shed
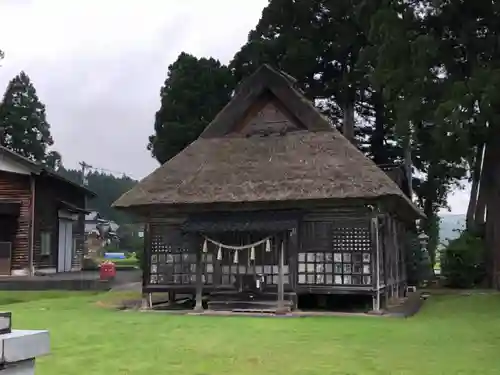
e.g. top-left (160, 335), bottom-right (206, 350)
top-left (113, 64), bottom-right (423, 313)
top-left (0, 146), bottom-right (95, 276)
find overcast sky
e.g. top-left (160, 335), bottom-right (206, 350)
top-left (0, 0), bottom-right (469, 214)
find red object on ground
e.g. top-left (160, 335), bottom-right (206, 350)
top-left (100, 262), bottom-right (116, 280)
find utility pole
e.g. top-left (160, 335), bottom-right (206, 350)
top-left (79, 161), bottom-right (92, 186)
top-left (79, 162), bottom-right (92, 260)
top-left (79, 161), bottom-right (92, 215)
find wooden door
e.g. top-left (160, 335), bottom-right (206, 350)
top-left (58, 220), bottom-right (73, 272)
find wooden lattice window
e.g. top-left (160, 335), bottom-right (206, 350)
top-left (299, 220), bottom-right (372, 286)
top-left (148, 224), bottom-right (214, 285)
top-left (297, 251), bottom-right (371, 286)
top-left (216, 234), bottom-right (289, 286)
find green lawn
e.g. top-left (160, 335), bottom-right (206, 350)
top-left (5, 291), bottom-right (500, 375)
top-left (109, 257), bottom-right (139, 269)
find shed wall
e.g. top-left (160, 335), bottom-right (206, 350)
top-left (33, 175), bottom-right (86, 270)
top-left (0, 171), bottom-right (32, 271)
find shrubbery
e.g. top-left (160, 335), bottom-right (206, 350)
top-left (441, 231), bottom-right (486, 288)
top-left (406, 231), bottom-right (433, 286)
top-left (136, 249), bottom-right (145, 271)
top-left (82, 256), bottom-right (100, 271)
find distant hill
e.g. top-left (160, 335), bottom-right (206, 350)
top-left (439, 214), bottom-right (465, 244)
top-left (57, 168), bottom-right (137, 224)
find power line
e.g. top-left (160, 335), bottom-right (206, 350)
top-left (78, 162), bottom-right (138, 180)
top-left (91, 167), bottom-right (137, 180)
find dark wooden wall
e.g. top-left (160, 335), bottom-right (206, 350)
top-left (0, 171), bottom-right (32, 271)
top-left (146, 221), bottom-right (293, 291)
top-left (298, 208), bottom-right (374, 290)
top-left (144, 205), bottom-right (409, 303)
top-left (33, 175), bottom-right (86, 270)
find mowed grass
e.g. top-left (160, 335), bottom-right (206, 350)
top-left (4, 291), bottom-right (500, 375)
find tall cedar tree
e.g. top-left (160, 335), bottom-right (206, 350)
top-left (148, 53), bottom-right (234, 164)
top-left (368, 0), bottom-right (469, 265)
top-left (426, 0), bottom-right (500, 286)
top-left (0, 71), bottom-right (61, 166)
top-left (230, 0), bottom-right (401, 164)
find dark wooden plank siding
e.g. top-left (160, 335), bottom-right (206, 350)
top-left (34, 175), bottom-right (86, 270)
top-left (33, 179), bottom-right (55, 269)
top-left (0, 171), bottom-right (32, 271)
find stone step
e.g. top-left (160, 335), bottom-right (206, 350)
top-left (207, 299), bottom-right (292, 312)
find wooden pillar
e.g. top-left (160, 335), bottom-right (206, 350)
top-left (382, 216), bottom-right (389, 308)
top-left (392, 217), bottom-right (400, 299)
top-left (386, 217), bottom-right (393, 301)
top-left (288, 227), bottom-right (298, 310)
top-left (371, 216), bottom-right (381, 312)
top-left (399, 222), bottom-right (407, 295)
top-left (194, 249), bottom-right (204, 313)
top-left (276, 235), bottom-right (286, 314)
top-left (141, 223), bottom-right (151, 310)
top-left (168, 291), bottom-right (176, 305)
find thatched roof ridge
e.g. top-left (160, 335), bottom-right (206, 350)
top-left (200, 64), bottom-right (332, 138)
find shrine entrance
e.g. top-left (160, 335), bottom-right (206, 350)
top-left (179, 211), bottom-right (300, 313)
top-left (193, 231), bottom-right (292, 312)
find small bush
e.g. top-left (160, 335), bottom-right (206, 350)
top-left (82, 256), bottom-right (100, 271)
top-left (136, 249), bottom-right (145, 271)
top-left (441, 231), bottom-right (486, 288)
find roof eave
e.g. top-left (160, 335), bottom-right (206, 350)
top-left (42, 170), bottom-right (97, 198)
top-left (112, 196), bottom-right (403, 216)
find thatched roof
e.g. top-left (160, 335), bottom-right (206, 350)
top-left (113, 65), bottom-right (421, 218)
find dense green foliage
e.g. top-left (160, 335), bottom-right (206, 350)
top-left (0, 71), bottom-right (61, 167)
top-left (441, 231), bottom-right (486, 288)
top-left (57, 168), bottom-right (137, 224)
top-left (148, 52), bottom-right (234, 164)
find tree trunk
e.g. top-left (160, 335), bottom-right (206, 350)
top-left (342, 100), bottom-right (355, 144)
top-left (423, 162), bottom-right (439, 267)
top-left (483, 125), bottom-right (500, 288)
top-left (371, 93), bottom-right (389, 165)
top-left (475, 184), bottom-right (487, 227)
top-left (475, 149), bottom-right (488, 228)
top-left (403, 131), bottom-right (413, 198)
top-left (466, 143), bottom-right (484, 231)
